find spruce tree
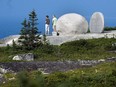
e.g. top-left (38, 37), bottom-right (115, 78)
top-left (12, 40), bottom-right (17, 50)
top-left (28, 10), bottom-right (41, 48)
top-left (18, 10), bottom-right (41, 50)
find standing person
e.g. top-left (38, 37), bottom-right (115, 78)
top-left (45, 15), bottom-right (50, 35)
top-left (52, 15), bottom-right (57, 32)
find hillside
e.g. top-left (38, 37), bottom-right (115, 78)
top-left (1, 37), bottom-right (116, 62)
top-left (0, 35), bottom-right (20, 47)
top-left (1, 62), bottom-right (116, 87)
top-left (1, 30), bottom-right (116, 46)
top-left (0, 37), bottom-right (116, 86)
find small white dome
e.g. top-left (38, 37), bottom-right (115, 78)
top-left (56, 13), bottom-right (88, 36)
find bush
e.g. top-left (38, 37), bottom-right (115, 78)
top-left (60, 39), bottom-right (95, 53)
top-left (17, 71), bottom-right (45, 87)
top-left (17, 71), bottom-right (29, 87)
top-left (39, 44), bottom-right (55, 54)
top-left (105, 43), bottom-right (116, 51)
top-left (1, 62), bottom-right (116, 87)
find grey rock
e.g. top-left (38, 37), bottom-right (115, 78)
top-left (0, 30), bottom-right (116, 46)
top-left (0, 74), bottom-right (5, 84)
top-left (0, 35), bottom-right (20, 45)
top-left (0, 44), bottom-right (7, 47)
top-left (13, 53), bottom-right (34, 61)
top-left (0, 68), bottom-right (7, 74)
top-left (52, 31), bottom-right (57, 36)
top-left (0, 58), bottom-right (115, 74)
top-left (98, 59), bottom-right (105, 62)
top-left (47, 33), bottom-right (105, 45)
top-left (56, 13), bottom-right (88, 36)
top-left (90, 12), bottom-right (104, 33)
top-left (106, 57), bottom-right (116, 62)
top-left (78, 60), bottom-right (100, 66)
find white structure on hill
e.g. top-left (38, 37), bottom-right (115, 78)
top-left (56, 13), bottom-right (88, 36)
top-left (90, 12), bottom-right (104, 33)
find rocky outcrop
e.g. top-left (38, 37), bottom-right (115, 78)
top-left (1, 30), bottom-right (116, 46)
top-left (0, 57), bottom-right (115, 84)
top-left (0, 35), bottom-right (20, 44)
top-left (0, 35), bottom-right (20, 47)
top-left (0, 58), bottom-right (115, 74)
top-left (13, 53), bottom-right (34, 61)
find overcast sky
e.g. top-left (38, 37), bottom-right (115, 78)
top-left (0, 0), bottom-right (116, 38)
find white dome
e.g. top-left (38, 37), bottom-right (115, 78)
top-left (56, 13), bottom-right (88, 36)
top-left (90, 12), bottom-right (104, 33)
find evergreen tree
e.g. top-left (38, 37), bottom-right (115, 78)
top-left (28, 10), bottom-right (41, 48)
top-left (12, 40), bottom-right (17, 50)
top-left (43, 34), bottom-right (47, 45)
top-left (18, 10), bottom-right (41, 50)
top-left (6, 44), bottom-right (10, 50)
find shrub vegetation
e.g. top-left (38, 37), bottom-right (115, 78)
top-left (1, 62), bottom-right (116, 87)
top-left (1, 38), bottom-right (116, 62)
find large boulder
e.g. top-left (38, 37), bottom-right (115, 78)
top-left (56, 13), bottom-right (88, 36)
top-left (13, 53), bottom-right (34, 61)
top-left (90, 12), bottom-right (104, 33)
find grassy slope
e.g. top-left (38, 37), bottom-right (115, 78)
top-left (0, 38), bottom-right (116, 62)
top-left (1, 38), bottom-right (116, 86)
top-left (1, 62), bottom-right (116, 87)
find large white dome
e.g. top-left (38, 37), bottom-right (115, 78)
top-left (90, 12), bottom-right (104, 33)
top-left (56, 13), bottom-right (88, 36)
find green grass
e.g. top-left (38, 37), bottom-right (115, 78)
top-left (1, 62), bottom-right (116, 87)
top-left (0, 38), bottom-right (116, 62)
top-left (1, 36), bottom-right (116, 87)
top-left (33, 38), bottom-right (116, 61)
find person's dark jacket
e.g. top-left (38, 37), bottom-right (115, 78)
top-left (46, 18), bottom-right (50, 25)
